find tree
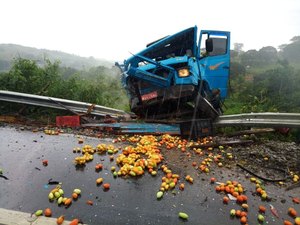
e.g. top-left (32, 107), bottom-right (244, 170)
top-left (233, 43), bottom-right (244, 54)
top-left (278, 44), bottom-right (287, 52)
top-left (258, 46), bottom-right (278, 65)
top-left (280, 39), bottom-right (300, 63)
top-left (230, 62), bottom-right (246, 78)
top-left (240, 49), bottom-right (260, 67)
top-left (290, 36), bottom-right (300, 43)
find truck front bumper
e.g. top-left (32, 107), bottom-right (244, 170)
top-left (130, 85), bottom-right (196, 112)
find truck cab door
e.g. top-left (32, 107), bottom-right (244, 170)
top-left (198, 30), bottom-right (230, 99)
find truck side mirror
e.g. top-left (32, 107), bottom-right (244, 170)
top-left (205, 38), bottom-right (213, 52)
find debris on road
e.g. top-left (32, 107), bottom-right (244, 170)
top-left (1, 122), bottom-right (300, 224)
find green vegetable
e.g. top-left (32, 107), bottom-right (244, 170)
top-left (0, 169), bottom-right (3, 175)
top-left (156, 191), bottom-right (163, 199)
top-left (54, 191), bottom-right (61, 198)
top-left (178, 212), bottom-right (189, 219)
top-left (58, 188), bottom-right (64, 195)
top-left (73, 189), bottom-right (81, 194)
top-left (258, 214), bottom-right (265, 222)
top-left (57, 196), bottom-right (63, 204)
top-left (35, 209), bottom-right (43, 216)
top-left (48, 192), bottom-right (54, 200)
top-left (107, 149), bottom-right (114, 154)
top-left (230, 209), bottom-right (236, 216)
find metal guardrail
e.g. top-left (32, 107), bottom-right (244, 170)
top-left (0, 90), bottom-right (130, 118)
top-left (215, 112), bottom-right (300, 128)
top-left (1, 90), bottom-right (299, 128)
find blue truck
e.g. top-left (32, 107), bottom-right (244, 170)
top-left (116, 26), bottom-right (230, 121)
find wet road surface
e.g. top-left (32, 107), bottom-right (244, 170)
top-left (0, 126), bottom-right (299, 225)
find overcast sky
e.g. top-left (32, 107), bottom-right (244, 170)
top-left (1, 0), bottom-right (300, 62)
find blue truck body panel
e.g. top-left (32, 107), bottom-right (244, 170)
top-left (116, 26), bottom-right (230, 119)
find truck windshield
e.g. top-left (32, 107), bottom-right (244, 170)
top-left (141, 27), bottom-right (196, 61)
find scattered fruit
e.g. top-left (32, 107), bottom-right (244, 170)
top-left (230, 209), bottom-right (236, 217)
top-left (86, 200), bottom-right (93, 205)
top-left (258, 214), bottom-right (265, 222)
top-left (178, 212), bottom-right (189, 220)
top-left (48, 192), bottom-right (54, 201)
top-left (258, 205), bottom-right (266, 213)
top-left (240, 216), bottom-right (247, 224)
top-left (235, 210), bottom-right (241, 218)
top-left (69, 219), bottom-right (80, 225)
top-left (96, 178), bottom-right (103, 185)
top-left (64, 198), bottom-right (72, 206)
top-left (54, 191), bottom-right (61, 198)
top-left (42, 160), bottom-right (48, 166)
top-left (72, 192), bottom-right (78, 200)
top-left (44, 208), bottom-right (52, 217)
top-left (283, 220), bottom-right (293, 225)
top-left (179, 183), bottom-right (185, 191)
top-left (241, 203), bottom-right (249, 210)
top-left (95, 164), bottom-right (103, 170)
top-left (57, 197), bottom-right (63, 205)
top-left (295, 217), bottom-right (300, 225)
top-left (223, 196), bottom-right (229, 204)
top-left (293, 197), bottom-right (300, 204)
top-left (288, 207), bottom-right (297, 218)
top-left (103, 183), bottom-right (110, 190)
top-left (157, 191), bottom-right (164, 199)
top-left (58, 189), bottom-right (64, 195)
top-left (73, 189), bottom-right (81, 195)
top-left (113, 171), bottom-right (118, 177)
top-left (56, 215), bottom-right (64, 225)
top-left (35, 209), bottom-right (43, 216)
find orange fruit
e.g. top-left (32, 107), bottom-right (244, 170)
top-left (240, 211), bottom-right (247, 217)
top-left (256, 187), bottom-right (262, 194)
top-left (220, 185), bottom-right (225, 192)
top-left (283, 220), bottom-right (293, 225)
top-left (232, 192), bottom-right (239, 197)
top-left (258, 205), bottom-right (266, 213)
top-left (64, 198), bottom-right (72, 206)
top-left (86, 200), bottom-right (93, 205)
top-left (72, 192), bottom-right (78, 200)
top-left (44, 208), bottom-right (52, 217)
top-left (241, 195), bottom-right (248, 202)
top-left (236, 195), bottom-right (244, 204)
top-left (223, 196), bottom-right (229, 204)
top-left (179, 183), bottom-right (185, 191)
top-left (103, 183), bottom-right (110, 189)
top-left (236, 210), bottom-right (241, 217)
top-left (289, 207), bottom-right (297, 218)
top-left (56, 215), bottom-right (64, 225)
top-left (210, 177), bottom-right (216, 183)
top-left (225, 186), bottom-right (231, 193)
top-left (240, 216), bottom-right (247, 224)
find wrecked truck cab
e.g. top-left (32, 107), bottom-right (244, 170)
top-left (116, 26), bottom-right (230, 120)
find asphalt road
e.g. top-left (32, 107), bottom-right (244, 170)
top-left (0, 126), bottom-right (299, 225)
